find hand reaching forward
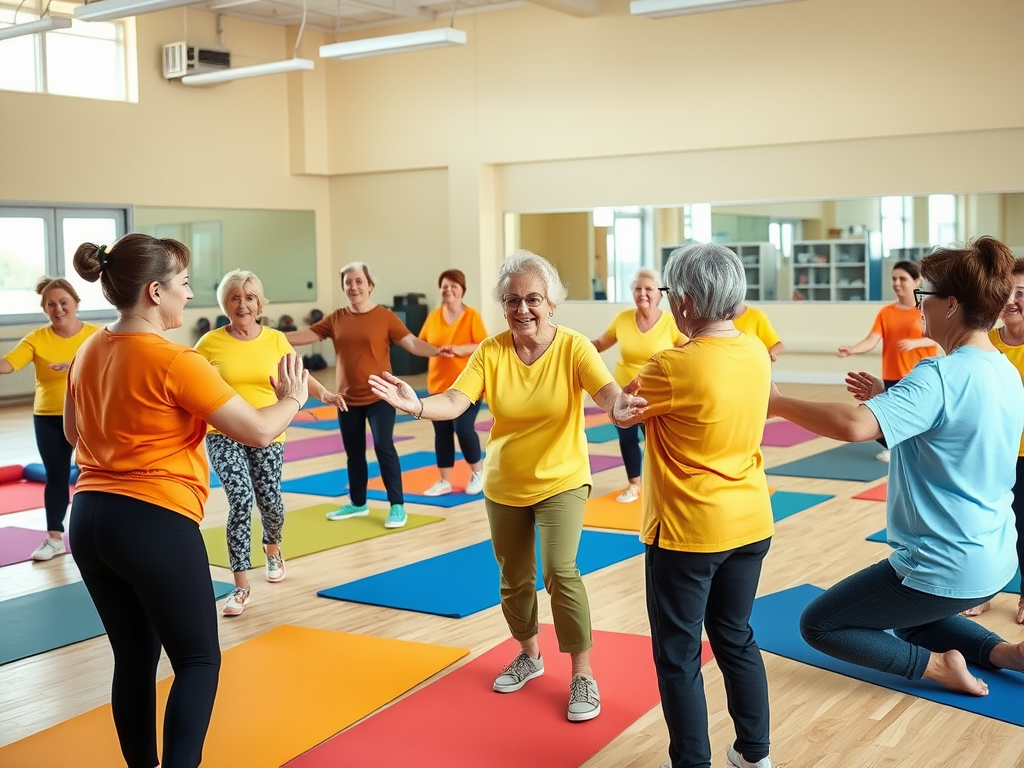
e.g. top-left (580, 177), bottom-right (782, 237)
top-left (319, 389), bottom-right (348, 412)
top-left (49, 362), bottom-right (71, 372)
top-left (368, 371), bottom-right (420, 414)
top-left (612, 377), bottom-right (648, 424)
top-left (270, 354), bottom-right (308, 406)
top-left (845, 370), bottom-right (884, 402)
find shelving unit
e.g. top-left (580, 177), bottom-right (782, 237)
top-left (719, 242), bottom-right (778, 301)
top-left (791, 240), bottom-right (871, 302)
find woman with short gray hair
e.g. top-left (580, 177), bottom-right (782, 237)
top-left (614, 242), bottom-right (775, 768)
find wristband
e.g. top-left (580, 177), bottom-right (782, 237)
top-left (412, 398), bottom-right (425, 420)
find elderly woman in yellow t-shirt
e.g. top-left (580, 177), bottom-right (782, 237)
top-left (592, 267), bottom-right (684, 503)
top-left (196, 269), bottom-right (344, 616)
top-left (733, 304), bottom-right (784, 362)
top-left (0, 277), bottom-right (100, 561)
top-left (612, 243), bottom-right (775, 768)
top-left (370, 250), bottom-right (646, 724)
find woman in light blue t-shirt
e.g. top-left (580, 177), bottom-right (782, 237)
top-left (770, 236), bottom-right (1024, 698)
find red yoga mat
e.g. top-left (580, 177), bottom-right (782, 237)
top-left (0, 480), bottom-right (75, 516)
top-left (285, 624), bottom-right (713, 768)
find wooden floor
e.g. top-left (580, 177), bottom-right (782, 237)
top-left (1, 379), bottom-right (1022, 767)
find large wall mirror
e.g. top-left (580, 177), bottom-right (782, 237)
top-left (134, 207), bottom-right (317, 308)
top-left (506, 193), bottom-right (1024, 304)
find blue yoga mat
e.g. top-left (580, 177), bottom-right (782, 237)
top-left (0, 580), bottom-right (233, 666)
top-left (280, 452), bottom-right (435, 497)
top-left (767, 442), bottom-right (889, 483)
top-left (750, 584), bottom-right (1024, 727)
top-left (771, 491), bottom-right (834, 521)
top-left (585, 423), bottom-right (619, 444)
top-left (318, 529), bottom-right (645, 618)
top-left (865, 529), bottom-right (1021, 593)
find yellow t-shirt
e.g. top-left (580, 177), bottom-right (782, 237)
top-left (733, 306), bottom-right (780, 351)
top-left (604, 309), bottom-right (684, 387)
top-left (194, 326), bottom-right (296, 443)
top-left (2, 323), bottom-right (101, 415)
top-left (452, 326), bottom-right (615, 506)
top-left (990, 327), bottom-right (1024, 457)
top-left (638, 334), bottom-right (775, 553)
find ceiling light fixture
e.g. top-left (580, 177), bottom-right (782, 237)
top-left (75, 0), bottom-right (202, 23)
top-left (0, 16), bottom-right (72, 40)
top-left (319, 27), bottom-right (466, 61)
top-left (181, 57), bottom-right (313, 85)
top-left (630, 0), bottom-right (806, 18)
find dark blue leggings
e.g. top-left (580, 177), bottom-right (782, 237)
top-left (33, 414), bottom-right (73, 532)
top-left (616, 423), bottom-right (644, 480)
top-left (69, 491), bottom-right (220, 768)
top-left (432, 398), bottom-right (482, 467)
top-left (800, 559), bottom-right (1003, 680)
top-left (340, 400), bottom-right (403, 505)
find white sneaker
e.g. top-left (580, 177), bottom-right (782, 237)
top-left (465, 470), bottom-right (484, 495)
top-left (875, 449), bottom-right (890, 463)
top-left (726, 744), bottom-right (772, 768)
top-left (615, 484), bottom-right (640, 503)
top-left (423, 479), bottom-right (452, 497)
top-left (265, 548), bottom-right (286, 583)
top-left (222, 588), bottom-right (251, 616)
top-left (31, 537), bottom-right (66, 561)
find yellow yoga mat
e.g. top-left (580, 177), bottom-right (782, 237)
top-left (201, 503), bottom-right (444, 569)
top-left (0, 625), bottom-right (468, 768)
top-left (584, 487), bottom-right (778, 533)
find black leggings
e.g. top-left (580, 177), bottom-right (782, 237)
top-left (33, 414), bottom-right (74, 532)
top-left (340, 400), bottom-right (403, 505)
top-left (69, 492), bottom-right (221, 768)
top-left (432, 399), bottom-right (483, 468)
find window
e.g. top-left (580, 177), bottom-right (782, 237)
top-left (880, 195), bottom-right (914, 255)
top-left (0, 205), bottom-right (128, 324)
top-left (0, 3), bottom-right (135, 102)
top-left (928, 194), bottom-right (957, 249)
top-left (603, 207), bottom-right (650, 303)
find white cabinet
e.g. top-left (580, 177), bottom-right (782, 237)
top-left (792, 240), bottom-right (870, 302)
top-left (719, 242), bottom-right (778, 301)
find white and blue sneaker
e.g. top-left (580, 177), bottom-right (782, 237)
top-left (384, 504), bottom-right (407, 529)
top-left (326, 503), bottom-right (369, 521)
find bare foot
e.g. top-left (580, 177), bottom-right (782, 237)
top-left (989, 641), bottom-right (1024, 673)
top-left (923, 650), bottom-right (989, 696)
top-left (1016, 597), bottom-right (1024, 625)
top-left (961, 601), bottom-right (990, 617)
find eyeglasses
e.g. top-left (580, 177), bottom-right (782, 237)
top-left (502, 294), bottom-right (546, 310)
top-left (913, 289), bottom-right (941, 307)
top-left (658, 286), bottom-right (672, 297)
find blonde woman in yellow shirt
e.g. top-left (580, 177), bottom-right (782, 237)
top-left (613, 243), bottom-right (775, 768)
top-left (732, 304), bottom-right (784, 362)
top-left (370, 250), bottom-right (646, 724)
top-left (592, 267), bottom-right (684, 503)
top-left (0, 277), bottom-right (99, 561)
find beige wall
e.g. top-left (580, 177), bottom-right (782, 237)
top-left (519, 212), bottom-right (593, 299)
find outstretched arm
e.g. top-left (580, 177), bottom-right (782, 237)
top-left (368, 371), bottom-right (471, 420)
top-left (769, 381), bottom-right (882, 442)
top-left (591, 332), bottom-right (616, 353)
top-left (397, 333), bottom-right (440, 359)
top-left (285, 329), bottom-right (322, 347)
top-left (837, 332), bottom-right (882, 358)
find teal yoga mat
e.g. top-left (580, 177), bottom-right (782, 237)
top-left (0, 580), bottom-right (234, 665)
top-left (318, 529), bottom-right (645, 617)
top-left (771, 490), bottom-right (834, 521)
top-left (751, 584), bottom-right (1024, 727)
top-left (767, 442), bottom-right (889, 482)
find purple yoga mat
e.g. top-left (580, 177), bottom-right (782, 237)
top-left (283, 433), bottom-right (412, 462)
top-left (590, 454), bottom-right (624, 473)
top-left (761, 420), bottom-right (819, 448)
top-left (0, 527), bottom-right (71, 567)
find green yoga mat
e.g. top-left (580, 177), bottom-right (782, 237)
top-left (201, 503), bottom-right (444, 569)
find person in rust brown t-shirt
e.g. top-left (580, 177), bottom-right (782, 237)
top-left (287, 262), bottom-right (439, 529)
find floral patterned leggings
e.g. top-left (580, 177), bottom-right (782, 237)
top-left (206, 434), bottom-right (286, 573)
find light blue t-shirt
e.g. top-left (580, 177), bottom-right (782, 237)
top-left (865, 346), bottom-right (1024, 599)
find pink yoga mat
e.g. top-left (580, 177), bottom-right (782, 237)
top-left (286, 625), bottom-right (705, 768)
top-left (761, 420), bottom-right (818, 447)
top-left (283, 433), bottom-right (411, 462)
top-left (590, 454), bottom-right (624, 473)
top-left (0, 527), bottom-right (71, 567)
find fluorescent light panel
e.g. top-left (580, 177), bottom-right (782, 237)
top-left (0, 16), bottom-right (72, 40)
top-left (630, 0), bottom-right (805, 18)
top-left (75, 0), bottom-right (201, 22)
top-left (181, 57), bottom-right (313, 85)
top-left (320, 28), bottom-right (466, 61)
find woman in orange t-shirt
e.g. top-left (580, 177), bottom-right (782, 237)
top-left (836, 260), bottom-right (938, 462)
top-left (65, 234), bottom-right (308, 768)
top-left (418, 269), bottom-right (488, 496)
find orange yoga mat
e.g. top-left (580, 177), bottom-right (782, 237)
top-left (292, 405), bottom-right (338, 423)
top-left (584, 487), bottom-right (778, 533)
top-left (853, 481), bottom-right (887, 502)
top-left (368, 462), bottom-right (476, 495)
top-left (0, 625), bottom-right (468, 768)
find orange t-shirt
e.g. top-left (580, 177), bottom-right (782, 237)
top-left (870, 303), bottom-right (938, 380)
top-left (418, 305), bottom-right (488, 394)
top-left (309, 306), bottom-right (411, 407)
top-left (67, 331), bottom-right (237, 523)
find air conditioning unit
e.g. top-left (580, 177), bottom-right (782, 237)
top-left (163, 42), bottom-right (231, 80)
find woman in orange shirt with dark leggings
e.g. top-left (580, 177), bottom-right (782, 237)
top-left (65, 234), bottom-right (308, 768)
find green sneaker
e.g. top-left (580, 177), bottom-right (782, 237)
top-left (326, 503), bottom-right (369, 521)
top-left (384, 504), bottom-right (407, 529)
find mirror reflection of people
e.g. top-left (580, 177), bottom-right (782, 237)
top-left (286, 262), bottom-right (439, 529)
top-left (772, 237), bottom-right (1024, 701)
top-left (836, 261), bottom-right (938, 462)
top-left (196, 270), bottom-right (345, 616)
top-left (612, 244), bottom-right (775, 768)
top-left (591, 268), bottom-right (684, 503)
top-left (418, 269), bottom-right (488, 496)
top-left (369, 250), bottom-right (646, 724)
top-left (65, 234), bottom-right (308, 768)
top-left (0, 277), bottom-right (100, 561)
top-left (733, 303), bottom-right (784, 362)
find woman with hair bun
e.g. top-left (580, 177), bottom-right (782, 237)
top-left (0, 277), bottom-right (99, 560)
top-left (65, 234), bottom-right (308, 768)
top-left (772, 236), bottom-right (1024, 698)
